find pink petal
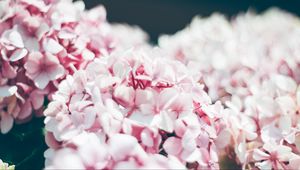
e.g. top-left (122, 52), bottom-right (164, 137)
top-left (24, 52), bottom-right (42, 75)
top-left (174, 120), bottom-right (187, 137)
top-left (36, 23), bottom-right (49, 40)
top-left (279, 115), bottom-right (292, 134)
top-left (34, 72), bottom-right (50, 89)
top-left (58, 30), bottom-right (77, 39)
top-left (276, 145), bottom-right (292, 158)
top-left (2, 61), bottom-right (17, 78)
top-left (215, 129), bottom-right (231, 149)
top-left (198, 148), bottom-right (210, 166)
top-left (159, 88), bottom-right (178, 109)
top-left (276, 96), bottom-right (296, 114)
top-left (274, 75), bottom-right (297, 93)
top-left (81, 49), bottom-right (95, 61)
top-left (7, 30), bottom-right (24, 48)
top-left (0, 112), bottom-right (14, 134)
top-left (18, 100), bottom-right (32, 120)
top-left (135, 89), bottom-right (153, 106)
top-left (285, 132), bottom-right (296, 144)
top-left (289, 156), bottom-right (300, 169)
top-left (113, 85), bottom-right (135, 107)
top-left (44, 101), bottom-right (67, 117)
top-left (253, 149), bottom-right (269, 161)
top-left (10, 48), bottom-right (28, 62)
top-left (182, 130), bottom-right (197, 152)
top-left (43, 38), bottom-right (63, 54)
top-left (140, 129), bottom-right (154, 147)
top-left (157, 111), bottom-right (174, 132)
top-left (182, 149), bottom-right (201, 163)
top-left (210, 143), bottom-right (219, 162)
top-left (255, 160), bottom-right (272, 170)
top-left (129, 111), bottom-right (154, 126)
top-left (45, 132), bottom-right (61, 149)
top-left (30, 90), bottom-right (44, 110)
top-left (44, 52), bottom-right (60, 65)
top-left (52, 149), bottom-right (85, 169)
top-left (47, 65), bottom-right (65, 80)
top-left (109, 134), bottom-right (138, 161)
top-left (24, 37), bottom-right (40, 52)
top-left (163, 137), bottom-right (182, 155)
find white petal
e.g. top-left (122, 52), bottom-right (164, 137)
top-left (82, 49), bottom-right (95, 61)
top-left (10, 48), bottom-right (28, 61)
top-left (141, 129), bottom-right (154, 147)
top-left (273, 74), bottom-right (297, 93)
top-left (279, 115), bottom-right (292, 134)
top-left (157, 111), bottom-right (174, 132)
top-left (129, 111), bottom-right (154, 126)
top-left (34, 72), bottom-right (50, 89)
top-left (182, 149), bottom-right (201, 163)
top-left (182, 130), bottom-right (197, 152)
top-left (8, 30), bottom-right (24, 48)
top-left (24, 37), bottom-right (40, 52)
top-left (159, 88), bottom-right (178, 109)
top-left (0, 85), bottom-right (17, 97)
top-left (276, 96), bottom-right (296, 114)
top-left (109, 134), bottom-right (138, 161)
top-left (43, 38), bottom-right (63, 54)
top-left (255, 160), bottom-right (272, 170)
top-left (58, 30), bottom-right (77, 39)
top-left (253, 149), bottom-right (269, 161)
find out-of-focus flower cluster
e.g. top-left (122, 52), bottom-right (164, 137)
top-left (1, 0), bottom-right (300, 169)
top-left (0, 0), bottom-right (148, 134)
top-left (159, 8), bottom-right (300, 170)
top-left (44, 48), bottom-right (228, 169)
top-left (0, 160), bottom-right (14, 170)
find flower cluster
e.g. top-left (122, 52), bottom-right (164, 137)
top-left (44, 48), bottom-right (229, 169)
top-left (0, 0), bottom-right (148, 133)
top-left (0, 159), bottom-right (14, 170)
top-left (2, 0), bottom-right (300, 169)
top-left (159, 8), bottom-right (300, 102)
top-left (159, 8), bottom-right (300, 169)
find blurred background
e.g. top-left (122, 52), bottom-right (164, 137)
top-left (1, 0), bottom-right (300, 169)
top-left (86, 0), bottom-right (300, 43)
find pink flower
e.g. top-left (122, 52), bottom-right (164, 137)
top-left (253, 143), bottom-right (292, 169)
top-left (44, 47), bottom-right (225, 169)
top-left (25, 52), bottom-right (64, 89)
top-left (0, 27), bottom-right (28, 62)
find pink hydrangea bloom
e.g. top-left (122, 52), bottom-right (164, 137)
top-left (44, 48), bottom-right (228, 169)
top-left (0, 0), bottom-right (149, 133)
top-left (45, 132), bottom-right (186, 169)
top-left (159, 8), bottom-right (300, 169)
top-left (24, 52), bottom-right (64, 89)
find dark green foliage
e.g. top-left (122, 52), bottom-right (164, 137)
top-left (0, 117), bottom-right (46, 170)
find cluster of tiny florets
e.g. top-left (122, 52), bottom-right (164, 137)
top-left (1, 0), bottom-right (300, 169)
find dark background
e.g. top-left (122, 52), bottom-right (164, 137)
top-left (1, 1), bottom-right (300, 169)
top-left (85, 0), bottom-right (300, 43)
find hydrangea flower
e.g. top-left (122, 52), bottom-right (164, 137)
top-left (0, 0), bottom-right (148, 133)
top-left (44, 48), bottom-right (228, 169)
top-left (159, 8), bottom-right (300, 169)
